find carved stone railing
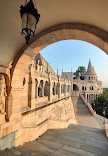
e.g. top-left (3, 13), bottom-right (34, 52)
top-left (80, 94), bottom-right (96, 116)
top-left (80, 94), bottom-right (108, 138)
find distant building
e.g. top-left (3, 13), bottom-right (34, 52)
top-left (62, 59), bottom-right (103, 105)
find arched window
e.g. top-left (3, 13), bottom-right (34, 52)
top-left (63, 84), bottom-right (65, 94)
top-left (38, 80), bottom-right (43, 97)
top-left (73, 84), bottom-right (79, 91)
top-left (87, 94), bottom-right (88, 101)
top-left (85, 87), bottom-right (86, 90)
top-left (89, 76), bottom-right (90, 80)
top-left (82, 86), bottom-right (84, 90)
top-left (56, 83), bottom-right (59, 95)
top-left (44, 81), bottom-right (49, 96)
top-left (52, 82), bottom-right (56, 95)
top-left (90, 86), bottom-right (93, 90)
top-left (23, 78), bottom-right (26, 86)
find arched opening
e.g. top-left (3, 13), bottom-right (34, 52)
top-left (52, 82), bottom-right (56, 95)
top-left (73, 84), bottom-right (79, 91)
top-left (38, 80), bottom-right (43, 98)
top-left (82, 86), bottom-right (84, 90)
top-left (0, 22), bottom-right (108, 151)
top-left (1, 23), bottom-right (108, 123)
top-left (90, 86), bottom-right (94, 90)
top-left (56, 83), bottom-right (59, 95)
top-left (44, 81), bottom-right (49, 97)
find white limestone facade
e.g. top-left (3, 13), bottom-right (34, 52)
top-left (62, 60), bottom-right (103, 105)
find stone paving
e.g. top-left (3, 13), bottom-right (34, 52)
top-left (0, 96), bottom-right (108, 156)
top-left (74, 96), bottom-right (101, 129)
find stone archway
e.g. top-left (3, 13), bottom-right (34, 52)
top-left (1, 23), bottom-right (108, 120)
top-left (73, 84), bottom-right (79, 91)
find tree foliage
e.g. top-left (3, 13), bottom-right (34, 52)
top-left (74, 66), bottom-right (86, 80)
top-left (94, 89), bottom-right (108, 118)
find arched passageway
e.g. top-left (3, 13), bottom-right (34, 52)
top-left (0, 23), bottom-right (108, 122)
top-left (73, 84), bottom-right (79, 91)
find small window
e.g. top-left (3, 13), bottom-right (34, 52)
top-left (82, 86), bottom-right (84, 90)
top-left (23, 78), bottom-right (26, 86)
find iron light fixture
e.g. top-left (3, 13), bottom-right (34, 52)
top-left (20, 0), bottom-right (40, 44)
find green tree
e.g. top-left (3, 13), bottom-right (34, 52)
top-left (74, 66), bottom-right (86, 80)
top-left (94, 89), bottom-right (108, 118)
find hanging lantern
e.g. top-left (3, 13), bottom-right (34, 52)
top-left (20, 0), bottom-right (40, 44)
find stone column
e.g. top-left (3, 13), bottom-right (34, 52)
top-left (0, 79), bottom-right (6, 124)
top-left (9, 87), bottom-right (22, 121)
top-left (42, 81), bottom-right (45, 97)
top-left (0, 79), bottom-right (5, 113)
top-left (88, 94), bottom-right (89, 103)
top-left (31, 78), bottom-right (36, 109)
top-left (35, 80), bottom-right (38, 99)
top-left (48, 73), bottom-right (52, 102)
top-left (58, 83), bottom-right (61, 98)
top-left (48, 82), bottom-right (52, 102)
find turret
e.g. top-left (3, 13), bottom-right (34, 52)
top-left (84, 59), bottom-right (98, 81)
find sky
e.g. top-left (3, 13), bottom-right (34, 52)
top-left (40, 40), bottom-right (108, 88)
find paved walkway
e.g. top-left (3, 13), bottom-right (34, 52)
top-left (74, 96), bottom-right (101, 129)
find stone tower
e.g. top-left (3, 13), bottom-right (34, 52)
top-left (84, 59), bottom-right (98, 82)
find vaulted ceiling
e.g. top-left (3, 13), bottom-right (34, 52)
top-left (0, 0), bottom-right (108, 67)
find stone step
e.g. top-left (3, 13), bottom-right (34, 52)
top-left (40, 128), bottom-right (108, 154)
top-left (17, 140), bottom-right (56, 156)
top-left (46, 127), bottom-right (108, 147)
top-left (38, 138), bottom-right (98, 156)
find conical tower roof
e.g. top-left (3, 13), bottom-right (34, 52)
top-left (85, 59), bottom-right (97, 75)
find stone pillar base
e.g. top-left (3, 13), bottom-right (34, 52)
top-left (0, 113), bottom-right (6, 124)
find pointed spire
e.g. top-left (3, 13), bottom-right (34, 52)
top-left (85, 59), bottom-right (97, 75)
